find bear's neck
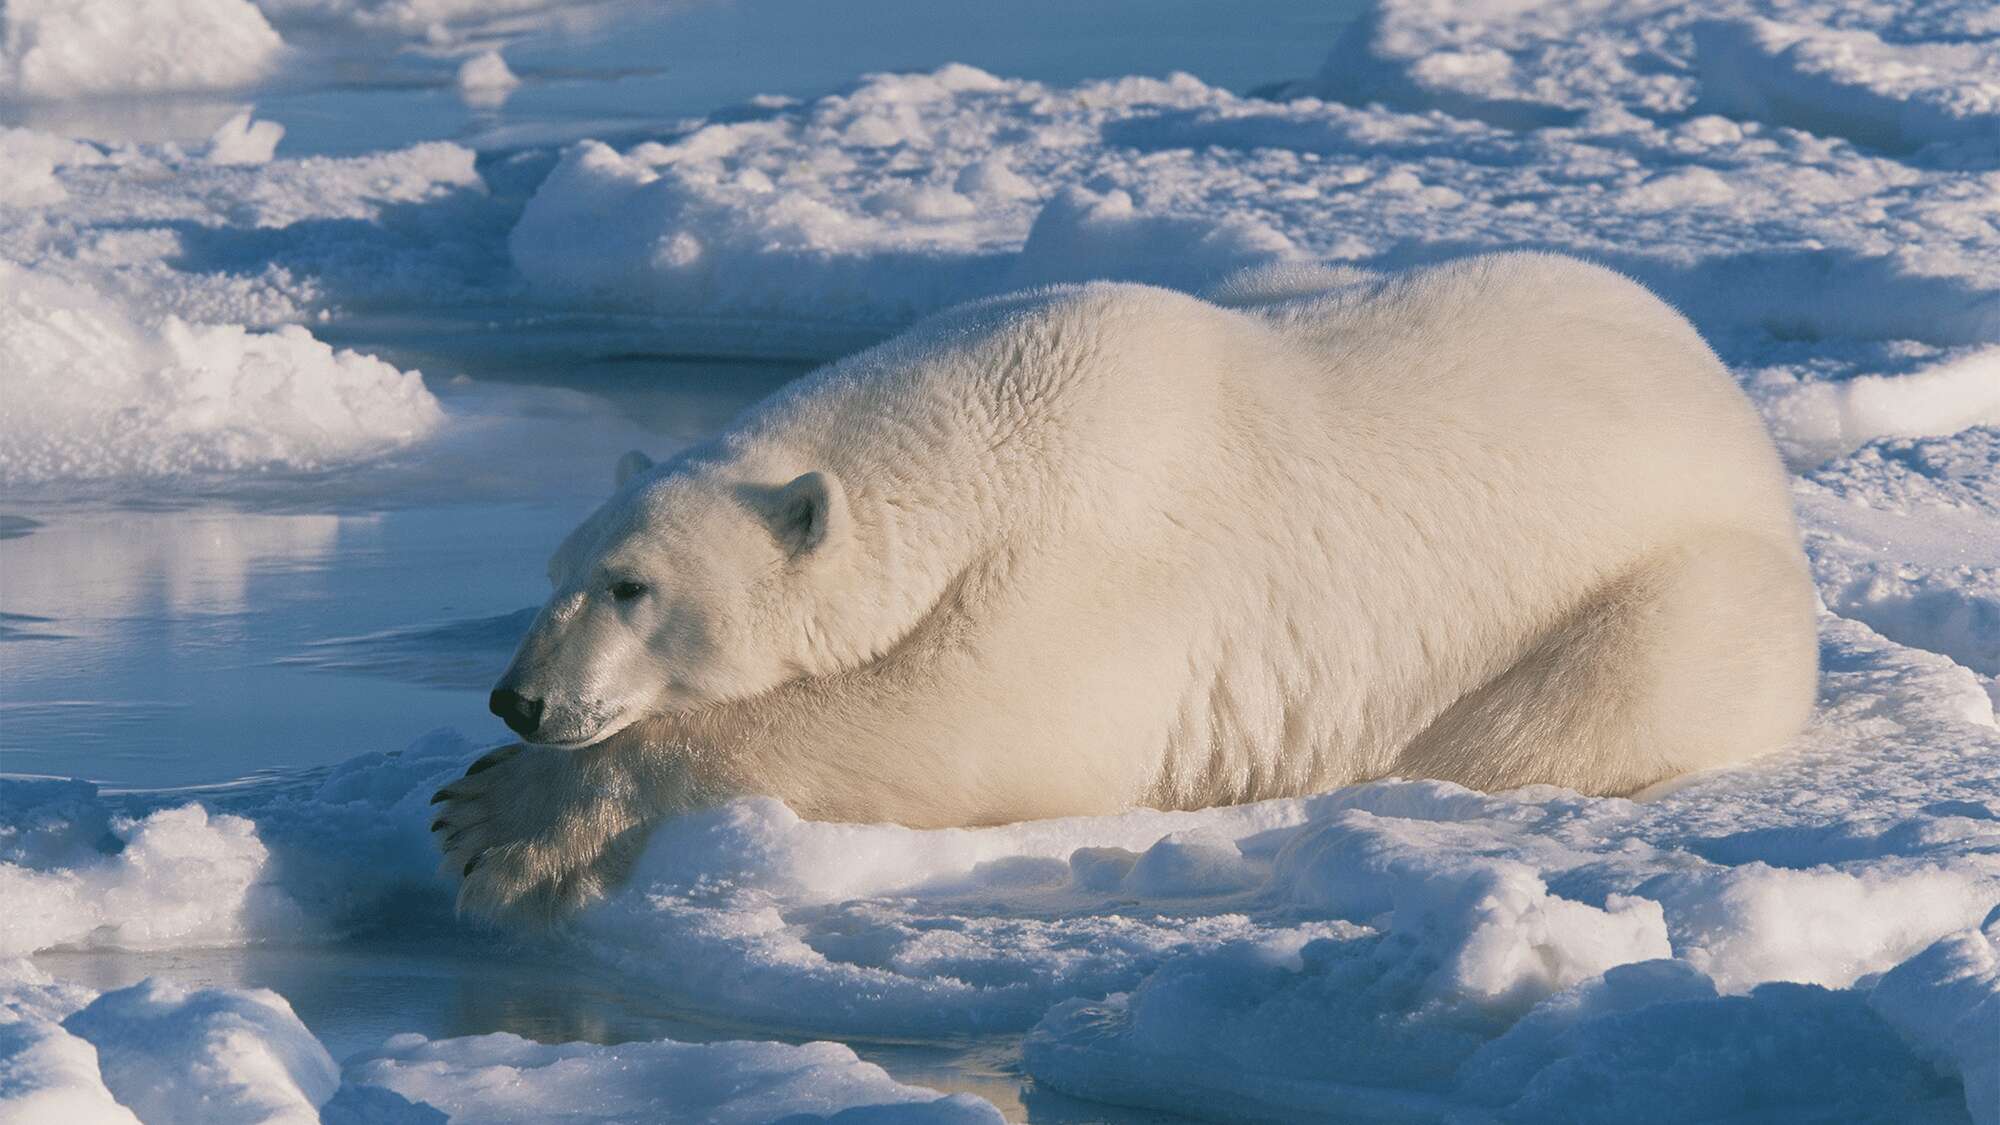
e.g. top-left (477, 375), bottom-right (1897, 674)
top-left (746, 351), bottom-right (1082, 677)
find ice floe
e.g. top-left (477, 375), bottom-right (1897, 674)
top-left (0, 262), bottom-right (443, 483)
top-left (455, 50), bottom-right (521, 109)
top-left (0, 0), bottom-right (286, 99)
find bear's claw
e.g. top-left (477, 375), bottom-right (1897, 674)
top-left (430, 787), bottom-right (452, 805)
top-left (429, 818), bottom-right (447, 833)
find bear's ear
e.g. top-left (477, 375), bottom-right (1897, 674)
top-left (614, 450), bottom-right (654, 489)
top-left (768, 471), bottom-right (847, 558)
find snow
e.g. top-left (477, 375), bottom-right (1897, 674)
top-left (1753, 348), bottom-right (2000, 467)
top-left (501, 56), bottom-right (2000, 355)
top-left (0, 798), bottom-right (306, 958)
top-left (206, 113), bottom-right (286, 166)
top-left (1695, 18), bottom-right (2000, 155)
top-left (63, 978), bottom-right (340, 1125)
top-left (0, 262), bottom-right (444, 483)
top-left (0, 0), bottom-right (286, 99)
top-left (1872, 910), bottom-right (2000, 1125)
top-left (0, 129), bottom-right (103, 208)
top-left (4, 0), bottom-right (1999, 1118)
top-left (456, 50), bottom-right (521, 108)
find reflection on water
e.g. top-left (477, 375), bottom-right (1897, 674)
top-left (0, 504), bottom-right (549, 784)
top-left (1, 95), bottom-right (252, 147)
top-left (2, 507), bottom-right (344, 622)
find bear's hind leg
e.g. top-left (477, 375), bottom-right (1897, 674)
top-left (1394, 530), bottom-right (1818, 795)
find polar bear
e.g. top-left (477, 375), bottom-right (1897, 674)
top-left (432, 253), bottom-right (1817, 921)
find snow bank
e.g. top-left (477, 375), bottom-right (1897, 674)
top-left (1, 133), bottom-right (484, 332)
top-left (0, 964), bottom-right (137, 1124)
top-left (510, 44), bottom-right (2000, 354)
top-left (63, 978), bottom-right (339, 1124)
top-left (1752, 347), bottom-right (2000, 466)
top-left (0, 0), bottom-right (286, 99)
top-left (0, 790), bottom-right (307, 957)
top-left (0, 263), bottom-right (444, 483)
top-left (1289, 0), bottom-right (2000, 144)
top-left (1695, 18), bottom-right (2000, 155)
top-left (1800, 426), bottom-right (2000, 683)
top-left (0, 129), bottom-right (103, 208)
top-left (1871, 908), bottom-right (2000, 1125)
top-left (507, 67), bottom-right (1296, 334)
top-left (1, 134), bottom-right (491, 492)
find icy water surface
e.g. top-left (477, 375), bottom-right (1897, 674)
top-left (1, 0), bottom-right (1358, 156)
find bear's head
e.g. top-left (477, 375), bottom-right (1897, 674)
top-left (489, 448), bottom-right (851, 747)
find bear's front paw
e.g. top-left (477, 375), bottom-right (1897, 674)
top-left (429, 744), bottom-right (614, 924)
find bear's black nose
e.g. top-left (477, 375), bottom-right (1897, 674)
top-left (489, 689), bottom-right (544, 738)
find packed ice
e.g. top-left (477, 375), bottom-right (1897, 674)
top-left (2, 0), bottom-right (1997, 1119)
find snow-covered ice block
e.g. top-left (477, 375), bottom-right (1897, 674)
top-left (457, 50), bottom-right (521, 108)
top-left (206, 112), bottom-right (286, 166)
top-left (1871, 907), bottom-right (2000, 1125)
top-left (0, 962), bottom-right (138, 1124)
top-left (0, 800), bottom-right (307, 957)
top-left (0, 135), bottom-right (486, 334)
top-left (0, 0), bottom-right (286, 99)
top-left (0, 1013), bottom-right (141, 1124)
top-left (62, 979), bottom-right (339, 1125)
top-left (0, 262), bottom-right (443, 483)
top-left (1026, 949), bottom-right (1970, 1122)
top-left (502, 66), bottom-right (1307, 333)
top-left (1650, 861), bottom-right (1998, 992)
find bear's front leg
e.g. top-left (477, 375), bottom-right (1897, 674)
top-left (428, 738), bottom-right (660, 924)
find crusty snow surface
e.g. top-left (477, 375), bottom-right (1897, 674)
top-left (3, 0), bottom-right (1999, 1120)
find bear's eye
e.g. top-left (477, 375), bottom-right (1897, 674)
top-left (609, 580), bottom-right (648, 602)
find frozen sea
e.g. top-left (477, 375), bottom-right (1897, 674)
top-left (2, 0), bottom-right (1998, 1121)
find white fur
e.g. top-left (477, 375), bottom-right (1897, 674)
top-left (434, 253), bottom-right (1817, 920)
